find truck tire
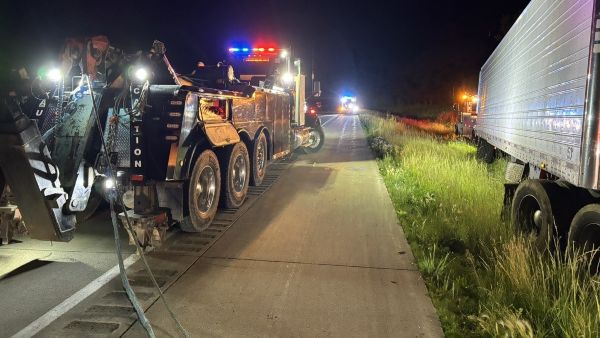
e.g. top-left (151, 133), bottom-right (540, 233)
top-left (301, 127), bottom-right (325, 153)
top-left (219, 142), bottom-right (250, 209)
top-left (476, 138), bottom-right (495, 164)
top-left (511, 180), bottom-right (559, 251)
top-left (568, 204), bottom-right (600, 273)
top-left (180, 149), bottom-right (221, 232)
top-left (250, 132), bottom-right (268, 186)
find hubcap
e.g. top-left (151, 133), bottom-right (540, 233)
top-left (308, 130), bottom-right (321, 149)
top-left (518, 194), bottom-right (543, 235)
top-left (533, 210), bottom-right (543, 229)
top-left (232, 154), bottom-right (247, 193)
top-left (195, 166), bottom-right (216, 213)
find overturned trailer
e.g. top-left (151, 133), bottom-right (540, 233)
top-left (0, 38), bottom-right (324, 246)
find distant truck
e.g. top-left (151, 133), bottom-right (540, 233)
top-left (475, 0), bottom-right (600, 266)
top-left (454, 98), bottom-right (477, 140)
top-left (338, 96), bottom-right (358, 114)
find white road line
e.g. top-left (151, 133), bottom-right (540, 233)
top-left (11, 253), bottom-right (139, 338)
top-left (321, 115), bottom-right (339, 127)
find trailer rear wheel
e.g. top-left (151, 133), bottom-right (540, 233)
top-left (219, 142), bottom-right (250, 208)
top-left (511, 180), bottom-right (558, 250)
top-left (476, 138), bottom-right (495, 164)
top-left (568, 204), bottom-right (600, 273)
top-left (301, 127), bottom-right (325, 153)
top-left (250, 132), bottom-right (268, 186)
top-left (181, 149), bottom-right (221, 232)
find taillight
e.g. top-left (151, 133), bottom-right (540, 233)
top-left (131, 174), bottom-right (144, 182)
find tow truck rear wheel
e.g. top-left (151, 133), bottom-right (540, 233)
top-left (250, 132), bottom-right (268, 186)
top-left (219, 142), bottom-right (250, 209)
top-left (180, 149), bottom-right (221, 232)
top-left (301, 127), bottom-right (325, 153)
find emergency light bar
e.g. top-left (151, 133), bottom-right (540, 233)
top-left (229, 47), bottom-right (281, 54)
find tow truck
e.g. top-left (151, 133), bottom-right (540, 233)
top-left (0, 37), bottom-right (324, 247)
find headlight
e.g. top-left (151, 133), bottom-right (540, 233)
top-left (281, 72), bottom-right (294, 84)
top-left (104, 177), bottom-right (116, 190)
top-left (133, 67), bottom-right (149, 82)
top-left (46, 68), bottom-right (63, 82)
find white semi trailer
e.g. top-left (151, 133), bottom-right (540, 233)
top-left (475, 0), bottom-right (600, 266)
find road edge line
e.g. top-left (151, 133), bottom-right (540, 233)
top-left (11, 253), bottom-right (139, 338)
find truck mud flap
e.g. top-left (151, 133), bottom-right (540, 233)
top-left (0, 103), bottom-right (75, 241)
top-left (203, 122), bottom-right (240, 147)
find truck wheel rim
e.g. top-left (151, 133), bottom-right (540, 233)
top-left (196, 166), bottom-right (216, 213)
top-left (308, 130), bottom-right (321, 149)
top-left (257, 141), bottom-right (266, 173)
top-left (232, 154), bottom-right (247, 193)
top-left (518, 194), bottom-right (542, 235)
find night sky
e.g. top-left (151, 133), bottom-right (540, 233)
top-left (0, 0), bottom-right (529, 113)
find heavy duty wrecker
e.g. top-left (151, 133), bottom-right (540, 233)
top-left (0, 37), bottom-right (324, 247)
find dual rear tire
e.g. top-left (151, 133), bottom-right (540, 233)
top-left (180, 149), bottom-right (221, 232)
top-left (251, 132), bottom-right (268, 186)
top-left (568, 204), bottom-right (600, 273)
top-left (181, 136), bottom-right (263, 232)
top-left (219, 142), bottom-right (250, 209)
top-left (511, 180), bottom-right (600, 272)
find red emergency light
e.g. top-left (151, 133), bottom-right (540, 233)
top-left (229, 46), bottom-right (280, 55)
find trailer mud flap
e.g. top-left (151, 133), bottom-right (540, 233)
top-left (0, 108), bottom-right (75, 242)
top-left (502, 183), bottom-right (519, 222)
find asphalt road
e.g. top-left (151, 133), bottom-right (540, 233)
top-left (0, 113), bottom-right (443, 337)
top-left (125, 114), bottom-right (443, 337)
top-left (0, 211), bottom-right (133, 337)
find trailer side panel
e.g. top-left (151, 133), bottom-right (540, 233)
top-left (476, 0), bottom-right (594, 186)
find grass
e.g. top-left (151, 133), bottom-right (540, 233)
top-left (398, 117), bottom-right (454, 136)
top-left (361, 114), bottom-right (600, 337)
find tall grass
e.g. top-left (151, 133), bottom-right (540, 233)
top-left (361, 115), bottom-right (600, 337)
top-left (399, 117), bottom-right (454, 136)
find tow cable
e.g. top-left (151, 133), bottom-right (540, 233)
top-left (87, 76), bottom-right (189, 338)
